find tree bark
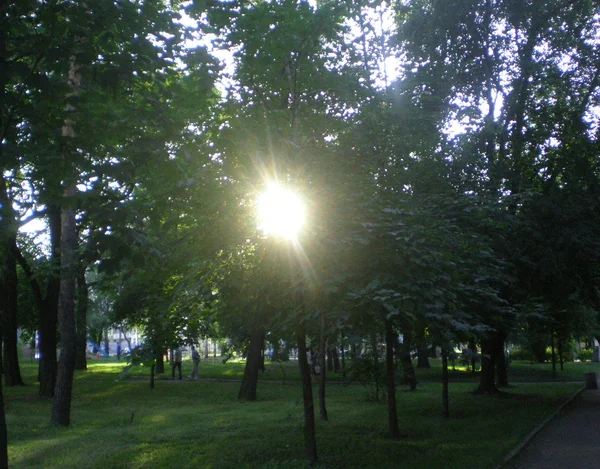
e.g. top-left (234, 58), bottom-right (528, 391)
top-left (442, 348), bottom-right (449, 418)
top-left (155, 351), bottom-right (164, 374)
top-left (469, 338), bottom-right (477, 373)
top-left (2, 236), bottom-right (24, 386)
top-left (397, 328), bottom-right (417, 391)
top-left (495, 333), bottom-right (508, 387)
top-left (385, 319), bottom-right (400, 439)
top-left (340, 332), bottom-right (346, 378)
top-left (476, 337), bottom-right (499, 394)
top-left (150, 364), bottom-right (155, 389)
top-left (237, 329), bottom-right (264, 401)
top-left (74, 271), bottom-right (87, 370)
top-left (551, 331), bottom-right (557, 379)
top-left (296, 325), bottom-right (317, 465)
top-left (50, 186), bottom-right (78, 427)
top-left (0, 0), bottom-right (12, 460)
top-left (318, 316), bottom-right (328, 422)
top-left (0, 327), bottom-right (8, 469)
top-left (51, 47), bottom-right (81, 426)
top-left (416, 326), bottom-right (430, 368)
top-left (39, 206), bottom-right (61, 397)
top-left (558, 337), bottom-right (564, 371)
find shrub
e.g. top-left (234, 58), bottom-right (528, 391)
top-left (578, 349), bottom-right (593, 361)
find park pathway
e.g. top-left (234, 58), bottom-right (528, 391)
top-left (506, 388), bottom-right (600, 469)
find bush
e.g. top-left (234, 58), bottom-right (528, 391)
top-left (578, 349), bottom-right (593, 361)
top-left (508, 348), bottom-right (535, 362)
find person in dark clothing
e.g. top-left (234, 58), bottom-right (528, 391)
top-left (191, 345), bottom-right (200, 379)
top-left (172, 347), bottom-right (183, 380)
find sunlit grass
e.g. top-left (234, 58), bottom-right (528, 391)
top-left (5, 361), bottom-right (582, 468)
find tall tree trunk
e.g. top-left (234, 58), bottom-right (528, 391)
top-left (558, 337), bottom-right (564, 371)
top-left (326, 346), bottom-right (333, 372)
top-left (441, 348), bottom-right (449, 418)
top-left (371, 331), bottom-right (382, 398)
top-left (495, 333), bottom-right (508, 387)
top-left (155, 351), bottom-right (164, 374)
top-left (551, 331), bottom-right (557, 379)
top-left (103, 330), bottom-right (109, 355)
top-left (340, 332), bottom-right (346, 378)
top-left (476, 337), bottom-right (499, 394)
top-left (39, 297), bottom-right (58, 397)
top-left (238, 329), bottom-right (264, 401)
top-left (397, 327), bottom-right (417, 391)
top-left (0, 326), bottom-right (8, 469)
top-left (0, 1), bottom-right (13, 456)
top-left (204, 340), bottom-right (209, 359)
top-left (385, 319), bottom-right (400, 439)
top-left (2, 236), bottom-right (24, 386)
top-left (74, 271), bottom-right (87, 370)
top-left (469, 338), bottom-right (477, 373)
top-left (213, 342), bottom-right (217, 358)
top-left (39, 206), bottom-right (61, 397)
top-left (50, 48), bottom-right (81, 426)
top-left (416, 326), bottom-right (430, 369)
top-left (51, 187), bottom-right (78, 426)
top-left (296, 324), bottom-right (317, 465)
top-left (318, 316), bottom-right (328, 421)
top-left (150, 364), bottom-right (155, 389)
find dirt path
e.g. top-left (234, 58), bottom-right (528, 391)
top-left (506, 388), bottom-right (600, 469)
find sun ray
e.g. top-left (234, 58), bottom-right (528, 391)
top-left (257, 184), bottom-right (305, 240)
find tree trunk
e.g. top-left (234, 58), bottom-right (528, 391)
top-left (39, 298), bottom-right (58, 397)
top-left (37, 205), bottom-right (62, 397)
top-left (150, 364), bottom-right (155, 389)
top-left (469, 338), bottom-right (477, 373)
top-left (318, 316), bottom-right (328, 421)
top-left (558, 337), bottom-right (564, 371)
top-left (2, 237), bottom-right (24, 386)
top-left (0, 328), bottom-right (8, 469)
top-left (332, 347), bottom-right (340, 372)
top-left (442, 348), bottom-right (449, 418)
top-left (476, 337), bottom-right (499, 394)
top-left (296, 324), bottom-right (317, 465)
top-left (103, 330), bottom-right (109, 355)
top-left (50, 192), bottom-right (78, 426)
top-left (397, 328), bottom-right (417, 391)
top-left (204, 340), bottom-right (209, 359)
top-left (74, 271), bottom-right (87, 370)
top-left (213, 342), bottom-right (217, 358)
top-left (155, 351), bottom-right (164, 374)
top-left (416, 326), bottom-right (430, 369)
top-left (237, 329), bottom-right (264, 401)
top-left (0, 0), bottom-right (13, 460)
top-left (551, 331), bottom-right (557, 379)
top-left (385, 319), bottom-right (400, 439)
top-left (340, 332), bottom-right (346, 377)
top-left (326, 347), bottom-right (333, 372)
top-left (495, 333), bottom-right (508, 387)
top-left (50, 47), bottom-right (81, 426)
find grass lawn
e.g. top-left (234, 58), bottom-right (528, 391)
top-left (117, 355), bottom-right (600, 385)
top-left (6, 360), bottom-right (583, 469)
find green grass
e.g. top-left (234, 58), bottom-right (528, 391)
top-left (6, 361), bottom-right (583, 469)
top-left (116, 355), bottom-right (600, 385)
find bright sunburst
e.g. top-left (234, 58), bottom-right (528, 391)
top-left (257, 185), bottom-right (305, 239)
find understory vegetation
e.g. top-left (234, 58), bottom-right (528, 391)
top-left (7, 362), bottom-right (582, 469)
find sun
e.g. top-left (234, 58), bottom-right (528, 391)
top-left (257, 184), bottom-right (305, 239)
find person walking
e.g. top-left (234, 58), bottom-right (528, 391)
top-left (191, 345), bottom-right (200, 380)
top-left (172, 347), bottom-right (183, 380)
